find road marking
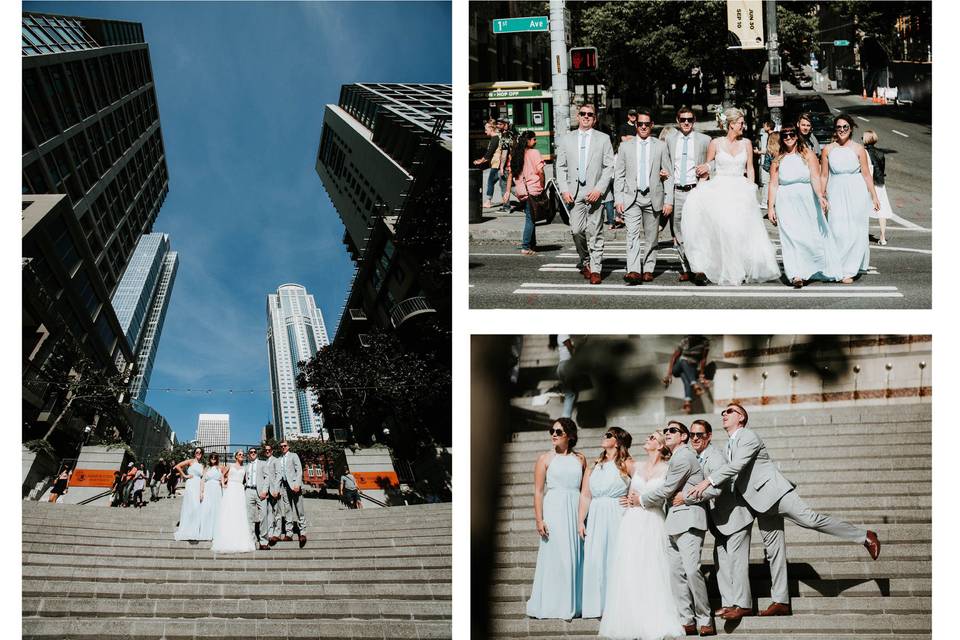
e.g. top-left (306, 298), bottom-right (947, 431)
top-left (518, 282), bottom-right (897, 292)
top-left (872, 246), bottom-right (932, 255)
top-left (892, 129), bottom-right (909, 138)
top-left (471, 252), bottom-right (541, 257)
top-left (884, 211), bottom-right (928, 231)
top-left (513, 286), bottom-right (902, 299)
top-left (857, 116), bottom-right (870, 122)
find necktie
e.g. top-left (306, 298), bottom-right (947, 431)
top-left (726, 439), bottom-right (732, 462)
top-left (578, 132), bottom-right (587, 184)
top-left (638, 140), bottom-right (648, 191)
top-left (680, 135), bottom-right (689, 186)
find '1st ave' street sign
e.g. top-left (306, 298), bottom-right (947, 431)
top-left (492, 16), bottom-right (549, 34)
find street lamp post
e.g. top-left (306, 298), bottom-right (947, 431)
top-left (766, 0), bottom-right (782, 127)
top-left (549, 0), bottom-right (571, 135)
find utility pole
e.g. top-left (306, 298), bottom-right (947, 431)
top-left (549, 0), bottom-right (571, 135)
top-left (766, 0), bottom-right (782, 127)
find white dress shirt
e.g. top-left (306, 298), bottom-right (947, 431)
top-left (635, 137), bottom-right (652, 191)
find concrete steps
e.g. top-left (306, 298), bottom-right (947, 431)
top-left (22, 499), bottom-right (451, 639)
top-left (487, 404), bottom-right (931, 638)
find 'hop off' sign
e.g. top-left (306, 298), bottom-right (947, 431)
top-left (68, 469), bottom-right (115, 488)
top-left (727, 0), bottom-right (765, 50)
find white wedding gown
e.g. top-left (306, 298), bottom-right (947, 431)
top-left (598, 469), bottom-right (685, 640)
top-left (211, 463), bottom-right (255, 553)
top-left (681, 142), bottom-right (781, 285)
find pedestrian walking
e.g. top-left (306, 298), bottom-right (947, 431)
top-left (506, 130), bottom-right (545, 255)
top-left (340, 470), bottom-right (362, 509)
top-left (150, 458), bottom-right (168, 501)
top-left (132, 463), bottom-right (147, 508)
top-left (862, 130), bottom-right (893, 245)
top-left (49, 465), bottom-right (71, 503)
top-left (757, 120), bottom-right (776, 209)
top-left (797, 112), bottom-right (821, 157)
top-left (121, 462), bottom-right (137, 507)
top-left (110, 471), bottom-right (124, 507)
top-left (474, 121), bottom-right (503, 209)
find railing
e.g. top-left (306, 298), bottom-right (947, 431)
top-left (389, 296), bottom-right (436, 328)
top-left (357, 491), bottom-right (388, 508)
top-left (78, 489), bottom-right (113, 505)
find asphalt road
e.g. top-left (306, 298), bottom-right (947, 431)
top-left (468, 90), bottom-right (931, 310)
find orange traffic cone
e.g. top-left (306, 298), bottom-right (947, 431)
top-left (872, 89), bottom-right (880, 103)
top-left (862, 89), bottom-right (868, 99)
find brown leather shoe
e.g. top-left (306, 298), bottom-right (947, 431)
top-left (642, 272), bottom-right (654, 282)
top-left (299, 535), bottom-right (307, 548)
top-left (759, 602), bottom-right (791, 616)
top-left (623, 271), bottom-right (642, 285)
top-left (579, 266), bottom-right (591, 279)
top-left (699, 625), bottom-right (717, 637)
top-left (589, 273), bottom-right (602, 285)
top-left (864, 530), bottom-right (881, 560)
top-left (721, 607), bottom-right (754, 621)
top-left (258, 544), bottom-right (271, 550)
top-left (693, 272), bottom-right (708, 286)
top-left (281, 535), bottom-right (293, 542)
top-left (268, 536), bottom-right (278, 545)
top-left (678, 271), bottom-right (691, 282)
top-left (713, 607), bottom-right (730, 618)
top-left (682, 623), bottom-right (698, 636)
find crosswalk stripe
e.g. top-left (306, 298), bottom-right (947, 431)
top-left (517, 282), bottom-right (898, 292)
top-left (514, 288), bottom-right (902, 298)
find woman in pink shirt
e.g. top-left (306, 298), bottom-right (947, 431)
top-left (509, 130), bottom-right (546, 255)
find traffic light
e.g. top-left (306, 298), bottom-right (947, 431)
top-left (569, 47), bottom-right (598, 72)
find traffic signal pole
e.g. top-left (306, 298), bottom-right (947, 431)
top-left (549, 0), bottom-right (571, 134)
top-left (766, 0), bottom-right (782, 126)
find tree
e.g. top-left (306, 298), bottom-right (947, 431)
top-left (33, 340), bottom-right (131, 447)
top-left (297, 330), bottom-right (451, 459)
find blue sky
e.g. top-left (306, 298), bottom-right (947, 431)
top-left (25, 1), bottom-right (451, 446)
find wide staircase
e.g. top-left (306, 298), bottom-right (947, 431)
top-left (22, 496), bottom-right (451, 639)
top-left (490, 403), bottom-right (931, 638)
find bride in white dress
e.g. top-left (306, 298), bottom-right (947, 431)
top-left (682, 107), bottom-right (781, 285)
top-left (599, 430), bottom-right (684, 640)
top-left (211, 451), bottom-right (255, 553)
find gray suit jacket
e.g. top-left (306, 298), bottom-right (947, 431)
top-left (640, 443), bottom-right (708, 535)
top-left (280, 452), bottom-right (303, 491)
top-left (662, 129), bottom-right (712, 205)
top-left (555, 128), bottom-right (615, 201)
top-left (614, 136), bottom-right (673, 211)
top-left (244, 459), bottom-right (271, 495)
top-left (688, 444), bottom-right (755, 535)
top-left (709, 428), bottom-right (796, 514)
top-left (266, 456), bottom-right (282, 495)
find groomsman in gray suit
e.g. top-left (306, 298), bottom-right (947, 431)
top-left (678, 420), bottom-right (755, 621)
top-left (555, 103), bottom-right (615, 284)
top-left (263, 443), bottom-right (283, 545)
top-left (690, 404), bottom-right (881, 617)
top-left (244, 447), bottom-right (272, 550)
top-left (614, 108), bottom-right (673, 284)
top-left (278, 440), bottom-right (307, 547)
top-left (663, 107), bottom-right (712, 282)
top-left (628, 421), bottom-right (715, 636)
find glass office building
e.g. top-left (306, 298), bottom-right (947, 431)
top-left (111, 233), bottom-right (178, 402)
top-left (266, 284), bottom-right (330, 440)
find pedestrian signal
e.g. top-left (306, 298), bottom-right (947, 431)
top-left (569, 47), bottom-right (598, 72)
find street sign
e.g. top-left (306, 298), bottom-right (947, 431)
top-left (569, 46), bottom-right (598, 72)
top-left (726, 0), bottom-right (765, 49)
top-left (492, 16), bottom-right (548, 34)
top-left (833, 39), bottom-right (851, 46)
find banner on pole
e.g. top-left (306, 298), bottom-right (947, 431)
top-left (727, 0), bottom-right (765, 50)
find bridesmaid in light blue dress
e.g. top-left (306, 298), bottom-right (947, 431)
top-left (579, 427), bottom-right (632, 618)
top-left (527, 417), bottom-right (587, 620)
top-left (173, 447), bottom-right (204, 541)
top-left (820, 113), bottom-right (881, 282)
top-left (197, 453), bottom-right (224, 541)
top-left (768, 123), bottom-right (842, 287)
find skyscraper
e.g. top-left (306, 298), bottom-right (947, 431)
top-left (266, 284), bottom-right (330, 440)
top-left (22, 11), bottom-right (170, 449)
top-left (315, 84), bottom-right (451, 344)
top-left (196, 414), bottom-right (230, 456)
top-left (110, 233), bottom-right (179, 401)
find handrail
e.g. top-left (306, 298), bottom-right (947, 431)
top-left (78, 489), bottom-right (113, 505)
top-left (357, 491), bottom-right (388, 508)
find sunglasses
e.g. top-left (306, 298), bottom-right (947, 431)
top-left (664, 427), bottom-right (682, 435)
top-left (636, 121), bottom-right (653, 128)
top-left (722, 408), bottom-right (744, 417)
top-left (578, 111), bottom-right (595, 118)
top-left (678, 117), bottom-right (695, 123)
top-left (835, 125), bottom-right (851, 131)
top-left (548, 428), bottom-right (567, 437)
top-left (646, 435), bottom-right (657, 441)
top-left (689, 432), bottom-right (708, 440)
top-left (781, 132), bottom-right (797, 139)
top-left (602, 432), bottom-right (616, 439)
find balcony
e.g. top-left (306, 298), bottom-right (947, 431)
top-left (389, 296), bottom-right (436, 328)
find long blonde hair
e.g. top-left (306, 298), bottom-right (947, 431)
top-left (593, 426), bottom-right (633, 480)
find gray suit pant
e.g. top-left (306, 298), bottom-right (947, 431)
top-left (569, 197), bottom-right (605, 273)
top-left (668, 187), bottom-right (692, 272)
top-left (623, 197), bottom-right (660, 274)
top-left (279, 482), bottom-right (307, 535)
top-left (713, 525), bottom-right (753, 609)
top-left (667, 528), bottom-right (711, 627)
top-left (758, 489), bottom-right (867, 604)
top-left (245, 487), bottom-right (269, 545)
top-left (269, 493), bottom-right (284, 538)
